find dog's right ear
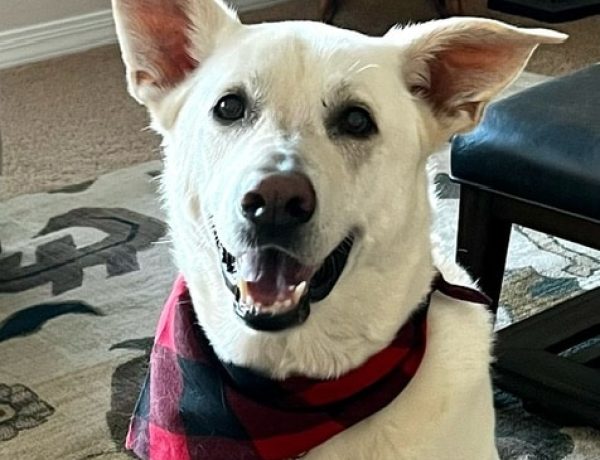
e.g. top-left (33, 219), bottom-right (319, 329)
top-left (112, 0), bottom-right (240, 127)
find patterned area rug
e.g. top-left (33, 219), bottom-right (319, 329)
top-left (430, 164), bottom-right (600, 460)
top-left (1, 160), bottom-right (599, 460)
top-left (1, 85), bottom-right (599, 460)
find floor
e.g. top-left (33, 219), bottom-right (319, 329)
top-left (0, 0), bottom-right (598, 200)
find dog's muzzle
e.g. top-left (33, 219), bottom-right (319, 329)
top-left (214, 172), bottom-right (354, 332)
top-left (217, 236), bottom-right (354, 332)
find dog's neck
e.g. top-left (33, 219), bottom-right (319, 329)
top-left (177, 206), bottom-right (434, 380)
top-left (160, 136), bottom-right (437, 379)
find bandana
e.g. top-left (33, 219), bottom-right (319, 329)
top-left (126, 274), bottom-right (489, 460)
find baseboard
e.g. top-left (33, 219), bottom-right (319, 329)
top-left (0, 10), bottom-right (116, 70)
top-left (0, 1), bottom-right (286, 70)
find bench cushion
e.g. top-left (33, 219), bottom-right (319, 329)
top-left (451, 64), bottom-right (600, 221)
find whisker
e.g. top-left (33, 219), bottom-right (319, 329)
top-left (354, 63), bottom-right (380, 75)
top-left (347, 59), bottom-right (363, 73)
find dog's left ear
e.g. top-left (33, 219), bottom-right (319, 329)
top-left (386, 18), bottom-right (567, 137)
top-left (112, 0), bottom-right (241, 130)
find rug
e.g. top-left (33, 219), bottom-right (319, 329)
top-left (1, 98), bottom-right (599, 460)
top-left (430, 170), bottom-right (600, 460)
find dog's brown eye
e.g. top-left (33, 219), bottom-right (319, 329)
top-left (339, 107), bottom-right (376, 138)
top-left (214, 94), bottom-right (246, 122)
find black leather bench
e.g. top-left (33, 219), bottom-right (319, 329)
top-left (488, 0), bottom-right (600, 23)
top-left (451, 64), bottom-right (600, 427)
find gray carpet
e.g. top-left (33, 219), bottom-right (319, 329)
top-left (1, 0), bottom-right (598, 200)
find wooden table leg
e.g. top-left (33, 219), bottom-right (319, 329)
top-left (434, 0), bottom-right (465, 16)
top-left (319, 0), bottom-right (339, 23)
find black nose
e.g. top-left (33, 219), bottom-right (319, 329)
top-left (241, 173), bottom-right (316, 227)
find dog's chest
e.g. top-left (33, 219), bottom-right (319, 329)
top-left (301, 296), bottom-right (498, 460)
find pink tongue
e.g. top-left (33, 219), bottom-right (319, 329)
top-left (238, 249), bottom-right (315, 306)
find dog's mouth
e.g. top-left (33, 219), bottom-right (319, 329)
top-left (215, 234), bottom-right (354, 332)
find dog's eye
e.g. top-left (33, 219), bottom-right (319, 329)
top-left (214, 94), bottom-right (246, 122)
top-left (338, 107), bottom-right (377, 138)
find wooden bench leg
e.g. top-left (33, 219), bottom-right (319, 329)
top-left (494, 286), bottom-right (600, 428)
top-left (433, 0), bottom-right (466, 16)
top-left (456, 185), bottom-right (512, 313)
top-left (319, 0), bottom-right (339, 23)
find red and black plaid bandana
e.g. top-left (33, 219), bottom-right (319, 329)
top-left (126, 274), bottom-right (489, 460)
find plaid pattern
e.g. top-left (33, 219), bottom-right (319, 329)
top-left (126, 274), bottom-right (489, 459)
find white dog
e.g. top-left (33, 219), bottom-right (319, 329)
top-left (112, 1), bottom-right (565, 459)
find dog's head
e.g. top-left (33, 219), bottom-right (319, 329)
top-left (113, 0), bottom-right (565, 377)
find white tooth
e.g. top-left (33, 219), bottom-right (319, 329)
top-left (255, 302), bottom-right (262, 309)
top-left (238, 280), bottom-right (248, 303)
top-left (288, 286), bottom-right (295, 292)
top-left (272, 301), bottom-right (282, 310)
top-left (292, 290), bottom-right (300, 305)
top-left (246, 295), bottom-right (254, 305)
top-left (283, 299), bottom-right (292, 309)
top-left (292, 281), bottom-right (307, 305)
top-left (298, 281), bottom-right (307, 294)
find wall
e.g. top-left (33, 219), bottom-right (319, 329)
top-left (0, 0), bottom-right (279, 31)
top-left (0, 0), bottom-right (110, 31)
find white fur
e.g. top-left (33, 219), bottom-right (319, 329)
top-left (112, 2), bottom-right (566, 458)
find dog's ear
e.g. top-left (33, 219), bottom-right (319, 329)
top-left (112, 0), bottom-right (240, 127)
top-left (386, 18), bottom-right (566, 136)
